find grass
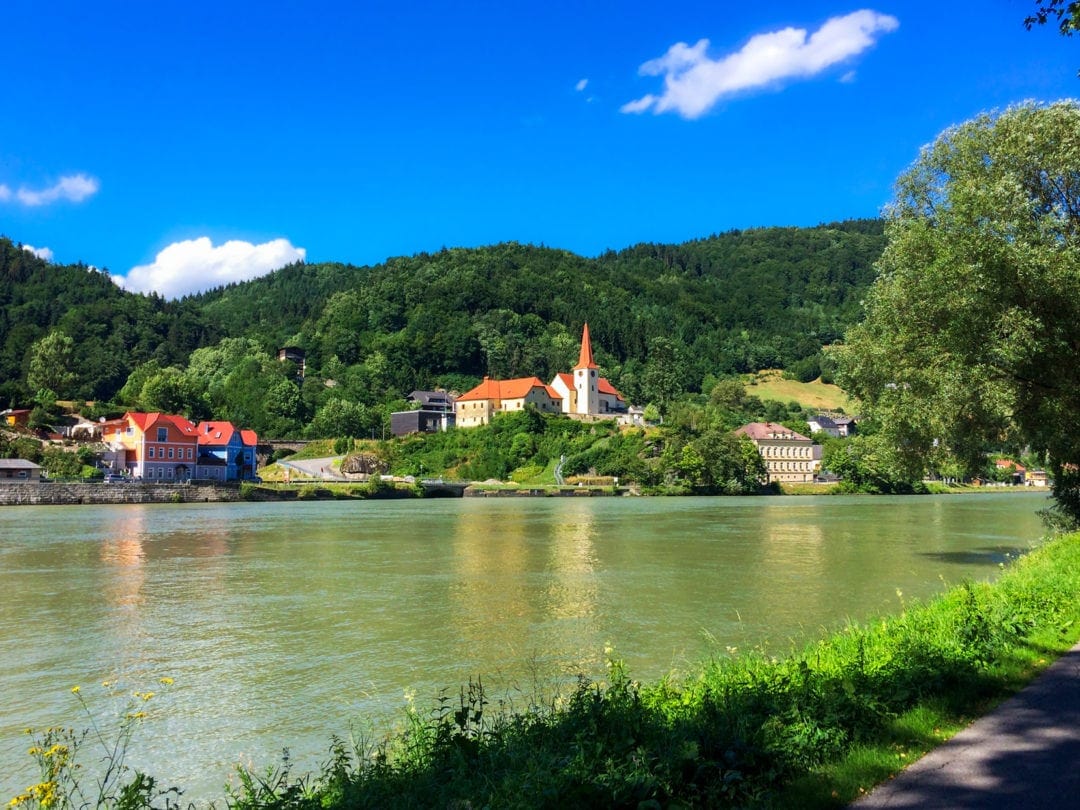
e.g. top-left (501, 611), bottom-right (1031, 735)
top-left (217, 530), bottom-right (1080, 809)
top-left (746, 370), bottom-right (854, 413)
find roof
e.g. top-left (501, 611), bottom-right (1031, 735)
top-left (996, 459), bottom-right (1027, 472)
top-left (735, 422), bottom-right (811, 442)
top-left (575, 323), bottom-right (598, 370)
top-left (0, 458), bottom-right (41, 469)
top-left (197, 421), bottom-right (238, 446)
top-left (126, 412), bottom-right (199, 437)
top-left (457, 376), bottom-right (560, 403)
top-left (554, 372), bottom-right (626, 402)
top-left (408, 390), bottom-right (456, 406)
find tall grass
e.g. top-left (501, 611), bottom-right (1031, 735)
top-left (223, 532), bottom-right (1080, 809)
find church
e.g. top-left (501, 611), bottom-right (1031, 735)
top-left (454, 324), bottom-right (627, 428)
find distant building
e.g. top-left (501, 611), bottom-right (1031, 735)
top-left (1026, 469), bottom-right (1050, 487)
top-left (548, 323), bottom-right (627, 417)
top-left (407, 390), bottom-right (456, 414)
top-left (391, 409), bottom-right (453, 436)
top-left (454, 323), bottom-right (628, 428)
top-left (102, 412), bottom-right (201, 480)
top-left (196, 421), bottom-right (260, 481)
top-left (277, 346), bottom-right (306, 380)
top-left (735, 422), bottom-right (819, 485)
top-left (0, 458), bottom-right (41, 482)
top-left (1, 408), bottom-right (32, 428)
top-left (455, 377), bottom-right (563, 428)
top-left (807, 414), bottom-right (856, 438)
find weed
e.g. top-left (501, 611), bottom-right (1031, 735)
top-left (9, 678), bottom-right (182, 810)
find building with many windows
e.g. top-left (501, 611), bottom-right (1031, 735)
top-left (735, 422), bottom-right (819, 484)
top-left (103, 412), bottom-right (200, 480)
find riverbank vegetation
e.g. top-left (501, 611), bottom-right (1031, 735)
top-left (218, 530), bottom-right (1080, 809)
top-left (12, 530), bottom-right (1079, 809)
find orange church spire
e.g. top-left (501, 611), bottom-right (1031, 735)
top-left (576, 322), bottom-right (598, 369)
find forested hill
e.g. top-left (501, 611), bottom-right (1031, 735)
top-left (1, 219), bottom-right (884, 413)
top-left (0, 238), bottom-right (218, 405)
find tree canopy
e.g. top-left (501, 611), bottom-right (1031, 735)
top-left (836, 100), bottom-right (1080, 523)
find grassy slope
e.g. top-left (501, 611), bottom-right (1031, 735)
top-left (747, 370), bottom-right (855, 413)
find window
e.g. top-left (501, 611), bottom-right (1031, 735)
top-left (168, 448), bottom-right (174, 459)
top-left (157, 427), bottom-right (168, 442)
top-left (148, 447), bottom-right (155, 459)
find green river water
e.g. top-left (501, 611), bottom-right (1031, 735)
top-left (0, 492), bottom-right (1049, 801)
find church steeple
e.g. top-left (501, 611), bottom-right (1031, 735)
top-left (576, 323), bottom-right (598, 370)
top-left (574, 322), bottom-right (599, 415)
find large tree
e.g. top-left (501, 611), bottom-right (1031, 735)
top-left (836, 101), bottom-right (1080, 523)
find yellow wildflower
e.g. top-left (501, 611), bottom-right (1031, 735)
top-left (158, 677), bottom-right (174, 685)
top-left (70, 686), bottom-right (80, 695)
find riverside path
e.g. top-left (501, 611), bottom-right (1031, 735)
top-left (852, 640), bottom-right (1080, 808)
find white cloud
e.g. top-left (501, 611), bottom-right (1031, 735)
top-left (622, 9), bottom-right (899, 119)
top-left (1, 173), bottom-right (101, 206)
top-left (575, 78), bottom-right (589, 92)
top-left (22, 244), bottom-right (54, 261)
top-left (118, 237), bottom-right (306, 299)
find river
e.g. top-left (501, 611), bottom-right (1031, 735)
top-left (0, 492), bottom-right (1049, 802)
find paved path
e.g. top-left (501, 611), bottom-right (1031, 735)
top-left (853, 641), bottom-right (1080, 808)
top-left (278, 456), bottom-right (344, 480)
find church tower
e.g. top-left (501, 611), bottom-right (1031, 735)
top-left (573, 323), bottom-right (599, 416)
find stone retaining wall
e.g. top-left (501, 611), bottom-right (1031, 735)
top-left (0, 482), bottom-right (245, 506)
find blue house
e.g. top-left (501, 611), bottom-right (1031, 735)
top-left (196, 421), bottom-right (259, 481)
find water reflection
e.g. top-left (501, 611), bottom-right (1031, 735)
top-left (0, 494), bottom-right (1049, 803)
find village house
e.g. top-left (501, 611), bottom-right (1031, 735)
top-left (102, 412), bottom-right (201, 480)
top-left (995, 458), bottom-right (1027, 485)
top-left (0, 408), bottom-right (32, 428)
top-left (1025, 468), bottom-right (1050, 487)
top-left (390, 390), bottom-right (457, 436)
top-left (454, 324), bottom-right (628, 428)
top-left (196, 421), bottom-right (260, 481)
top-left (807, 414), bottom-right (856, 438)
top-left (455, 377), bottom-right (563, 428)
top-left (0, 458), bottom-right (41, 482)
top-left (736, 421), bottom-right (820, 485)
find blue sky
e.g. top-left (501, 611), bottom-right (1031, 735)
top-left (1, 1), bottom-right (1077, 299)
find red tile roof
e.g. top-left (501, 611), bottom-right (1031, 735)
top-left (126, 412), bottom-right (199, 437)
top-left (554, 372), bottom-right (625, 402)
top-left (735, 422), bottom-right (810, 442)
top-left (458, 377), bottom-right (560, 402)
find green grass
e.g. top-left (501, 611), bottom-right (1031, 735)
top-left (746, 370), bottom-right (854, 412)
top-left (218, 531), bottom-right (1080, 809)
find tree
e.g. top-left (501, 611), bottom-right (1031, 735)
top-left (26, 330), bottom-right (77, 400)
top-left (1025, 1), bottom-right (1080, 35)
top-left (835, 101), bottom-right (1080, 522)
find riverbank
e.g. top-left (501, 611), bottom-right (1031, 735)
top-left (218, 529), bottom-right (1080, 809)
top-left (237, 530), bottom-right (1080, 808)
top-left (18, 525), bottom-right (1075, 808)
top-left (0, 480), bottom-right (248, 506)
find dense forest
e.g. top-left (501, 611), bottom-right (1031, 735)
top-left (0, 220), bottom-right (885, 438)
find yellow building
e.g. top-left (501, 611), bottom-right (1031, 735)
top-left (735, 422), bottom-right (819, 484)
top-left (454, 377), bottom-right (563, 427)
